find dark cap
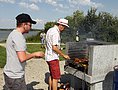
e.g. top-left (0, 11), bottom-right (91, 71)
top-left (16, 13), bottom-right (36, 24)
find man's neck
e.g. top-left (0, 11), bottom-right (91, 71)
top-left (16, 27), bottom-right (24, 34)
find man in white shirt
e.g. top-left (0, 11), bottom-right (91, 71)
top-left (45, 18), bottom-right (70, 90)
top-left (3, 13), bottom-right (44, 90)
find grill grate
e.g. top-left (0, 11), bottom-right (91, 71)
top-left (65, 40), bottom-right (110, 73)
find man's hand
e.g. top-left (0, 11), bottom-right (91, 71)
top-left (63, 54), bottom-right (70, 60)
top-left (33, 51), bottom-right (45, 58)
top-left (52, 45), bottom-right (70, 60)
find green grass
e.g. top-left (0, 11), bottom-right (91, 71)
top-left (27, 44), bottom-right (66, 61)
top-left (0, 46), bottom-right (6, 68)
top-left (59, 45), bottom-right (66, 61)
top-left (0, 44), bottom-right (44, 68)
top-left (26, 44), bottom-right (46, 60)
top-left (26, 44), bottom-right (45, 53)
top-left (0, 44), bottom-right (66, 68)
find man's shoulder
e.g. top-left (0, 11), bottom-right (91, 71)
top-left (49, 26), bottom-right (55, 30)
top-left (48, 26), bottom-right (58, 33)
top-left (8, 30), bottom-right (23, 41)
top-left (8, 30), bottom-right (17, 37)
top-left (47, 30), bottom-right (58, 36)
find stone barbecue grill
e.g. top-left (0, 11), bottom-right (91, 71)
top-left (64, 40), bottom-right (118, 90)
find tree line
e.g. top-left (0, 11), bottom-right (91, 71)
top-left (44, 8), bottom-right (118, 43)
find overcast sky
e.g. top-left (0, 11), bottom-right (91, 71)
top-left (0, 0), bottom-right (118, 29)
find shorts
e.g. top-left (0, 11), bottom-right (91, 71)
top-left (47, 59), bottom-right (61, 79)
top-left (3, 73), bottom-right (27, 90)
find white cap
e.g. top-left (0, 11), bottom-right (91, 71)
top-left (57, 18), bottom-right (69, 27)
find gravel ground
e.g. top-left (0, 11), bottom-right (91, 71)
top-left (0, 58), bottom-right (66, 90)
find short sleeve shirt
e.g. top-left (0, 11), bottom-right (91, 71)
top-left (45, 25), bottom-right (61, 61)
top-left (4, 29), bottom-right (26, 78)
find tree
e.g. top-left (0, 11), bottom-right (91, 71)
top-left (62, 10), bottom-right (84, 42)
top-left (80, 8), bottom-right (98, 37)
top-left (44, 22), bottom-right (56, 33)
top-left (96, 12), bottom-right (118, 42)
top-left (78, 8), bottom-right (118, 43)
top-left (43, 9), bottom-right (118, 43)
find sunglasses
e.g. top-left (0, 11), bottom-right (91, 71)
top-left (26, 23), bottom-right (32, 27)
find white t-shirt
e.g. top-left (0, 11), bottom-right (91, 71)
top-left (4, 29), bottom-right (26, 78)
top-left (45, 25), bottom-right (60, 61)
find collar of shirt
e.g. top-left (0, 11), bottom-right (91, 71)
top-left (54, 25), bottom-right (60, 34)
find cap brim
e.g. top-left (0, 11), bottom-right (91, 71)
top-left (31, 20), bottom-right (36, 24)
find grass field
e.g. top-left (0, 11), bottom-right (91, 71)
top-left (27, 44), bottom-right (66, 61)
top-left (0, 44), bottom-right (66, 68)
top-left (26, 44), bottom-right (45, 53)
top-left (0, 46), bottom-right (6, 68)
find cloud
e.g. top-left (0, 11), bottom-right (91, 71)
top-left (29, 3), bottom-right (39, 10)
top-left (29, 0), bottom-right (41, 3)
top-left (19, 2), bottom-right (39, 11)
top-left (0, 0), bottom-right (15, 4)
top-left (0, 0), bottom-right (103, 11)
top-left (44, 0), bottom-right (58, 7)
top-left (35, 18), bottom-right (45, 24)
top-left (37, 0), bottom-right (65, 9)
top-left (68, 0), bottom-right (103, 8)
top-left (36, 0), bottom-right (103, 13)
top-left (34, 18), bottom-right (46, 29)
top-left (81, 0), bottom-right (103, 8)
top-left (0, 0), bottom-right (103, 12)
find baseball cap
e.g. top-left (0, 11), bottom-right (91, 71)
top-left (57, 18), bottom-right (69, 27)
top-left (16, 13), bottom-right (36, 24)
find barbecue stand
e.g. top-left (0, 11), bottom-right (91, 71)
top-left (64, 41), bottom-right (118, 90)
